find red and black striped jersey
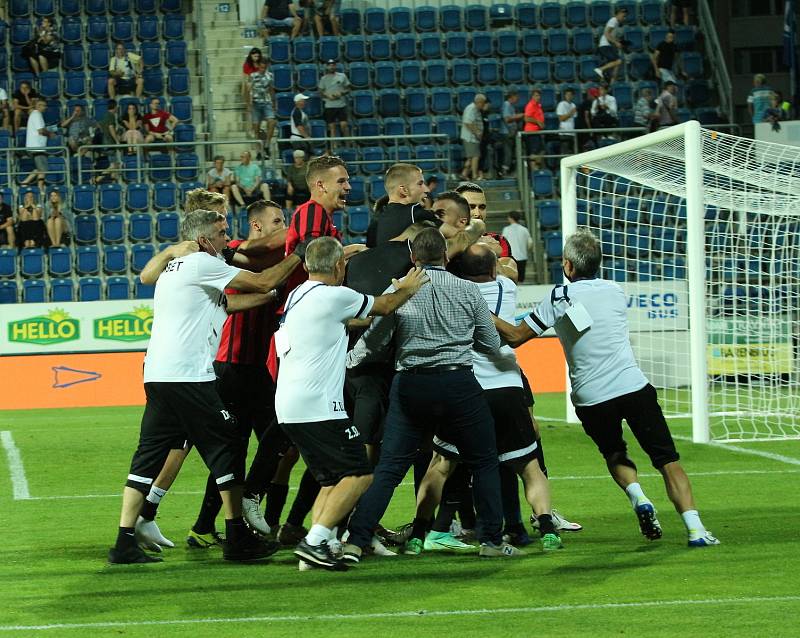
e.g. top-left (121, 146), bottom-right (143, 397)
top-left (283, 198), bottom-right (342, 295)
top-left (486, 231), bottom-right (513, 259)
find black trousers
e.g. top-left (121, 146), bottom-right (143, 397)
top-left (348, 368), bottom-right (503, 547)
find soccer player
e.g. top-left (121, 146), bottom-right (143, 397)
top-left (494, 230), bottom-right (720, 547)
top-left (275, 237), bottom-right (429, 570)
top-left (108, 209), bottom-right (303, 564)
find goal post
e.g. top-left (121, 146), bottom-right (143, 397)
top-left (559, 121), bottom-right (800, 442)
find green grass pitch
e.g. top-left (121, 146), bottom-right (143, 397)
top-left (1, 394), bottom-right (799, 637)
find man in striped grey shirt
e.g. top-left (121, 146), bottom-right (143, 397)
top-left (343, 228), bottom-right (523, 560)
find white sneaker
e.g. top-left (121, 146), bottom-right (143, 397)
top-left (688, 530), bottom-right (720, 547)
top-left (531, 510), bottom-right (583, 532)
top-left (371, 535), bottom-right (397, 556)
top-left (593, 67), bottom-right (605, 80)
top-left (328, 537), bottom-right (343, 557)
top-left (135, 516), bottom-right (175, 552)
top-left (242, 496), bottom-right (271, 536)
top-left (298, 559), bottom-right (315, 571)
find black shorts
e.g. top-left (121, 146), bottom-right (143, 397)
top-left (524, 134), bottom-right (542, 156)
top-left (214, 361), bottom-right (276, 440)
top-left (519, 370), bottom-right (535, 407)
top-left (116, 77), bottom-right (137, 95)
top-left (344, 363), bottom-right (393, 446)
top-left (598, 45), bottom-right (620, 64)
top-left (323, 106), bottom-right (348, 124)
top-left (673, 0), bottom-right (692, 8)
top-left (281, 419), bottom-right (372, 487)
top-left (574, 383), bottom-right (680, 469)
top-left (433, 386), bottom-right (538, 471)
top-left (126, 382), bottom-right (245, 493)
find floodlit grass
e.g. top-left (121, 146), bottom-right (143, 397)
top-left (1, 395), bottom-right (799, 637)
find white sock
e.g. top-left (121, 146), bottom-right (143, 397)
top-left (305, 524), bottom-right (331, 546)
top-left (624, 482), bottom-right (649, 508)
top-left (681, 510), bottom-right (706, 536)
top-left (329, 526), bottom-right (338, 541)
top-left (146, 485), bottom-right (167, 505)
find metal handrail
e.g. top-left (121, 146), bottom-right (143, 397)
top-left (697, 0), bottom-right (734, 124)
top-left (0, 145), bottom-right (73, 194)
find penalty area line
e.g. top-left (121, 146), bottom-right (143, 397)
top-left (0, 595), bottom-right (798, 632)
top-left (673, 435), bottom-right (800, 467)
top-left (0, 431), bottom-right (30, 500)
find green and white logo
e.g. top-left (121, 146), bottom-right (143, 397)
top-left (8, 309), bottom-right (80, 346)
top-left (94, 305), bottom-right (153, 342)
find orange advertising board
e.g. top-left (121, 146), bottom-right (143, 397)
top-left (515, 337), bottom-right (566, 394)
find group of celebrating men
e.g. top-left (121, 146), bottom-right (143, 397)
top-left (108, 155), bottom-right (719, 569)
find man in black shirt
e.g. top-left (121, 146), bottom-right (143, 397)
top-left (652, 29), bottom-right (677, 84)
top-left (260, 0), bottom-right (302, 38)
top-left (0, 192), bottom-right (14, 247)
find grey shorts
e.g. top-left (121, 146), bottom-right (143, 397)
top-left (462, 140), bottom-right (481, 158)
top-left (262, 16), bottom-right (295, 28)
top-left (33, 153), bottom-right (48, 172)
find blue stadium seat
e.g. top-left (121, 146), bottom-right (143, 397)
top-left (451, 59), bottom-right (474, 85)
top-left (269, 36), bottom-right (290, 64)
top-left (175, 153), bottom-right (199, 182)
top-left (399, 60), bottom-right (422, 87)
top-left (72, 184), bottom-right (96, 214)
top-left (537, 200), bottom-right (561, 229)
top-left (415, 144), bottom-right (438, 171)
top-left (683, 52), bottom-right (704, 79)
top-left (578, 55), bottom-right (599, 81)
top-left (351, 91), bottom-right (375, 117)
top-left (489, 3), bottom-right (513, 27)
top-left (64, 71), bottom-right (87, 98)
top-left (544, 231), bottom-right (563, 258)
top-left (628, 53), bottom-right (653, 81)
top-left (121, 156), bottom-right (143, 184)
top-left (339, 8), bottom-right (361, 34)
top-left (540, 2), bottom-right (563, 27)
top-left (88, 43), bottom-right (110, 70)
top-left (529, 57), bottom-right (551, 83)
top-left (496, 30), bottom-right (518, 57)
top-left (0, 249), bottom-right (15, 278)
top-left (101, 213), bottom-right (125, 243)
top-left (134, 277), bottom-right (155, 299)
top-left (383, 116), bottom-right (407, 138)
top-left (61, 17), bottom-right (82, 43)
top-left (0, 131), bottom-right (10, 150)
top-left (433, 115), bottom-right (459, 143)
top-left (38, 71), bottom-right (60, 99)
top-left (85, 0), bottom-right (107, 14)
top-left (476, 59), bottom-right (499, 85)
top-left (76, 246), bottom-right (100, 275)
top-left (372, 61), bottom-right (395, 88)
top-left (21, 248), bottom-right (45, 278)
top-left (419, 33), bottom-right (442, 59)
top-left (74, 215), bottom-right (98, 244)
top-left (107, 276), bottom-right (130, 299)
top-left (45, 157), bottom-right (66, 185)
top-left (548, 28), bottom-right (571, 56)
top-left (521, 30), bottom-right (545, 56)
top-left (143, 68), bottom-right (164, 96)
top-left (343, 35), bottom-right (366, 61)
top-left (611, 81), bottom-right (634, 110)
top-left (148, 154), bottom-right (171, 182)
top-left (272, 64), bottom-right (292, 92)
top-left (296, 64), bottom-right (318, 91)
top-left (502, 57), bottom-right (525, 84)
top-left (110, 0), bottom-right (131, 14)
top-left (532, 169), bottom-right (554, 197)
top-left (129, 213), bottom-right (152, 242)
top-left (356, 118), bottom-right (379, 139)
top-left (154, 182), bottom-right (177, 210)
top-left (378, 88), bottom-right (401, 117)
top-left (539, 86), bottom-right (557, 112)
top-left (163, 15), bottom-right (185, 40)
top-left (424, 59), bottom-right (447, 86)
top-left (111, 15), bottom-right (134, 42)
top-left (515, 2), bottom-right (537, 28)
top-left (0, 280), bottom-right (17, 303)
top-left (464, 4), bottom-right (487, 30)
top-left (430, 88), bottom-right (453, 115)
top-left (409, 116), bottom-right (433, 143)
top-left (60, 0), bottom-right (81, 14)
top-left (389, 6), bottom-right (412, 32)
top-left (565, 1), bottom-right (589, 27)
top-left (87, 15), bottom-right (108, 41)
top-left (135, 0), bottom-right (157, 13)
top-left (62, 44), bottom-right (85, 70)
top-left (168, 68), bottom-right (189, 95)
top-left (626, 26), bottom-right (645, 52)
top-left (675, 25), bottom-right (696, 50)
top-left (554, 57), bottom-right (577, 82)
top-left (394, 33), bottom-right (417, 60)
top-left (51, 278), bottom-right (74, 302)
top-left (364, 7), bottom-right (387, 34)
top-left (78, 276), bottom-right (102, 300)
top-left (174, 123), bottom-right (195, 151)
top-left (318, 36), bottom-right (340, 61)
top-left (156, 211), bottom-right (179, 241)
top-left (137, 14), bottom-right (158, 40)
top-left (347, 177), bottom-right (365, 206)
top-left (292, 36), bottom-right (315, 63)
top-left (470, 30), bottom-right (493, 57)
top-left (140, 41), bottom-right (160, 68)
top-left (166, 41), bottom-right (187, 67)
top-left (648, 25), bottom-right (670, 49)
top-left (170, 96), bottom-right (193, 122)
top-left (440, 5), bottom-right (462, 31)
top-left (160, 0), bottom-right (181, 12)
top-left (11, 19), bottom-right (33, 45)
top-left (348, 206), bottom-right (370, 234)
top-left (445, 31), bottom-right (468, 58)
top-left (571, 27), bottom-right (595, 55)
top-left (590, 1), bottom-right (612, 26)
top-left (23, 279), bottom-right (46, 303)
top-left (360, 146), bottom-right (385, 174)
top-left (414, 5), bottom-right (437, 32)
top-left (641, 0), bottom-right (665, 25)
top-left (104, 246), bottom-right (127, 274)
top-left (348, 62), bottom-right (371, 89)
top-left (10, 0), bottom-right (30, 16)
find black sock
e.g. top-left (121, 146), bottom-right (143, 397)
top-left (115, 526), bottom-right (137, 550)
top-left (410, 516), bottom-right (432, 541)
top-left (139, 499), bottom-right (158, 522)
top-left (537, 513), bottom-right (556, 536)
top-left (286, 469), bottom-right (320, 527)
top-left (192, 473), bottom-right (223, 535)
top-left (500, 465), bottom-right (523, 529)
top-left (534, 436), bottom-right (548, 477)
top-left (264, 482), bottom-right (289, 528)
top-left (225, 516), bottom-right (247, 543)
top-left (505, 520), bottom-right (527, 537)
top-left (432, 500), bottom-right (458, 533)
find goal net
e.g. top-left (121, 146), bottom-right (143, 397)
top-left (560, 121), bottom-right (800, 442)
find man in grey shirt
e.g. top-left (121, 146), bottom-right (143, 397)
top-left (494, 229), bottom-right (720, 548)
top-left (342, 228), bottom-right (523, 561)
top-left (318, 59), bottom-right (350, 148)
top-left (460, 93), bottom-right (486, 181)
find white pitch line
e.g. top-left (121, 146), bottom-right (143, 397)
top-left (0, 431), bottom-right (30, 500)
top-left (673, 435), bottom-right (800, 467)
top-left (0, 595), bottom-right (798, 632)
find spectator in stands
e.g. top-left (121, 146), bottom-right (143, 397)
top-left (16, 191), bottom-right (47, 248)
top-left (143, 97), bottom-right (177, 147)
top-left (0, 193), bottom-right (14, 248)
top-left (232, 151), bottom-right (271, 208)
top-left (241, 47), bottom-right (263, 108)
top-left (590, 85), bottom-right (619, 129)
top-left (23, 16), bottom-right (61, 75)
top-left (671, 0), bottom-right (693, 27)
top-left (748, 74), bottom-right (774, 126)
top-left (20, 100), bottom-right (55, 191)
top-left (45, 190), bottom-right (67, 247)
top-left (284, 149), bottom-right (310, 210)
top-left (249, 59), bottom-right (277, 158)
top-left (319, 60), bottom-right (351, 149)
top-left (651, 29), bottom-right (678, 85)
top-left (312, 0), bottom-right (341, 36)
top-left (763, 93), bottom-right (786, 132)
top-left (96, 98), bottom-right (121, 170)
top-left (656, 81), bottom-right (679, 127)
top-left (556, 88), bottom-right (578, 155)
top-left (290, 93), bottom-right (312, 156)
top-left (425, 174), bottom-right (439, 196)
top-left (460, 93), bottom-right (486, 181)
top-left (499, 90), bottom-right (523, 176)
top-left (260, 0), bottom-right (302, 39)
top-left (502, 211), bottom-right (533, 284)
top-left (207, 155), bottom-right (233, 200)
top-left (478, 99), bottom-right (499, 179)
top-left (634, 88), bottom-right (659, 131)
top-left (577, 87), bottom-right (596, 150)
top-left (12, 81), bottom-right (39, 133)
top-left (61, 104), bottom-right (96, 155)
top-left (593, 7), bottom-right (627, 83)
top-left (523, 89), bottom-right (544, 171)
top-left (120, 102), bottom-right (144, 154)
top-left (0, 86), bottom-right (10, 131)
top-left (108, 43), bottom-right (143, 100)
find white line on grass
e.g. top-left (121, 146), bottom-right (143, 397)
top-left (0, 595), bottom-right (798, 632)
top-left (673, 435), bottom-right (800, 467)
top-left (0, 431), bottom-right (30, 500)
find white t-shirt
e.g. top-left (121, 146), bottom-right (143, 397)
top-left (207, 166), bottom-right (233, 183)
top-left (556, 100), bottom-right (577, 131)
top-left (473, 276), bottom-right (523, 390)
top-left (0, 88), bottom-right (7, 103)
top-left (275, 280), bottom-right (374, 424)
top-left (599, 17), bottom-right (620, 47)
top-left (26, 110), bottom-right (48, 150)
top-left (460, 103), bottom-right (483, 144)
top-left (144, 252), bottom-right (242, 383)
top-left (523, 279), bottom-right (648, 407)
top-left (502, 223), bottom-right (532, 261)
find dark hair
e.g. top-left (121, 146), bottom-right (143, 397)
top-left (107, 99), bottom-right (117, 110)
top-left (455, 182), bottom-right (484, 195)
top-left (246, 199), bottom-right (282, 221)
top-left (508, 210), bottom-right (522, 222)
top-left (247, 47), bottom-right (262, 62)
top-left (373, 194), bottom-right (389, 215)
top-left (306, 155), bottom-right (348, 186)
top-left (435, 191), bottom-right (470, 224)
top-left (410, 227), bottom-right (447, 265)
top-left (458, 244), bottom-right (497, 279)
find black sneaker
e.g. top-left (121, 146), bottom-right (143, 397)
top-left (108, 545), bottom-right (163, 564)
top-left (223, 531), bottom-right (281, 562)
top-left (294, 539), bottom-right (348, 571)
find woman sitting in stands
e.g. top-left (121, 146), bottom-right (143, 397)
top-left (16, 191), bottom-right (47, 248)
top-left (120, 103), bottom-right (144, 154)
top-left (45, 190), bottom-right (68, 247)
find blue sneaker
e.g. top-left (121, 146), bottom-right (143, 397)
top-left (688, 531), bottom-right (720, 547)
top-left (635, 502), bottom-right (663, 540)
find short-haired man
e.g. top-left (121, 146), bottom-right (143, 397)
top-left (594, 7), bottom-right (627, 83)
top-left (556, 88), bottom-right (578, 155)
top-left (501, 211), bottom-right (533, 283)
top-left (108, 208), bottom-right (304, 564)
top-left (248, 59), bottom-right (277, 157)
top-left (366, 163), bottom-right (436, 246)
top-left (500, 91), bottom-right (524, 175)
top-left (290, 93), bottom-right (312, 156)
top-left (319, 60), bottom-right (350, 147)
top-left (523, 89), bottom-right (544, 170)
top-left (652, 29), bottom-right (677, 84)
top-left (656, 81), bottom-right (679, 128)
top-left (284, 149), bottom-right (310, 210)
top-left (260, 0), bottom-right (302, 39)
top-left (494, 230), bottom-right (720, 548)
top-left (206, 155), bottom-right (233, 200)
top-left (20, 100), bottom-right (54, 191)
top-left (108, 42), bottom-right (143, 99)
top-left (60, 103), bottom-right (96, 154)
top-left (460, 93), bottom-right (487, 181)
top-left (231, 151), bottom-right (271, 208)
top-left (748, 74), bottom-right (773, 126)
top-left (276, 236), bottom-right (429, 569)
top-left (143, 97), bottom-right (177, 145)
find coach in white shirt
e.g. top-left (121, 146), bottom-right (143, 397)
top-left (494, 230), bottom-right (720, 548)
top-left (276, 236), bottom-right (428, 570)
top-left (109, 208), bottom-right (303, 565)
